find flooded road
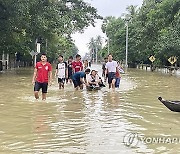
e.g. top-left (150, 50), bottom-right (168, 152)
top-left (0, 64), bottom-right (180, 153)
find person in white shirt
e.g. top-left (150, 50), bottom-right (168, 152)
top-left (87, 70), bottom-right (99, 87)
top-left (55, 55), bottom-right (68, 89)
top-left (105, 54), bottom-right (119, 89)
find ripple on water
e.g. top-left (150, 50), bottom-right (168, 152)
top-left (2, 65), bottom-right (180, 153)
top-left (20, 96), bottom-right (68, 104)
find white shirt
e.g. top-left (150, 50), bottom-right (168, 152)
top-left (105, 60), bottom-right (118, 73)
top-left (56, 62), bottom-right (67, 78)
top-left (87, 74), bottom-right (99, 83)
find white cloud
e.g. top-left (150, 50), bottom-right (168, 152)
top-left (72, 20), bottom-right (107, 57)
top-left (72, 0), bottom-right (143, 57)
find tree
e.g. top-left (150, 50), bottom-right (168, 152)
top-left (95, 35), bottom-right (103, 51)
top-left (87, 37), bottom-right (96, 62)
top-left (101, 0), bottom-right (180, 67)
top-left (0, 0), bottom-right (102, 64)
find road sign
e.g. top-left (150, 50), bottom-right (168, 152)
top-left (37, 43), bottom-right (41, 53)
top-left (149, 56), bottom-right (156, 62)
top-left (29, 50), bottom-right (35, 56)
top-left (29, 50), bottom-right (39, 59)
top-left (168, 56), bottom-right (177, 65)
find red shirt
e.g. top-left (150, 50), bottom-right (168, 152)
top-left (72, 61), bottom-right (83, 72)
top-left (116, 70), bottom-right (121, 78)
top-left (35, 62), bottom-right (52, 83)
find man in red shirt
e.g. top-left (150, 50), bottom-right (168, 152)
top-left (32, 53), bottom-right (52, 100)
top-left (72, 54), bottom-right (83, 73)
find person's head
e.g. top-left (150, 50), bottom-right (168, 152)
top-left (84, 60), bottom-right (88, 65)
top-left (76, 54), bottom-right (81, 61)
top-left (104, 57), bottom-right (108, 63)
top-left (58, 55), bottom-right (63, 62)
top-left (108, 54), bottom-right (113, 61)
top-left (40, 53), bottom-right (47, 62)
top-left (85, 68), bottom-right (91, 74)
top-left (68, 56), bottom-right (73, 62)
top-left (91, 70), bottom-right (96, 76)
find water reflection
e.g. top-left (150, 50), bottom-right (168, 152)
top-left (0, 66), bottom-right (180, 153)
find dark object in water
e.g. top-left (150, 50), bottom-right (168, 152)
top-left (86, 85), bottom-right (101, 91)
top-left (158, 97), bottom-right (180, 112)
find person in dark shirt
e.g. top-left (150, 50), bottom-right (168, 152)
top-left (72, 68), bottom-right (90, 90)
top-left (102, 57), bottom-right (108, 81)
top-left (67, 56), bottom-right (73, 83)
top-left (89, 61), bottom-right (91, 67)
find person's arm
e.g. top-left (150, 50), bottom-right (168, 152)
top-left (65, 63), bottom-right (68, 79)
top-left (80, 77), bottom-right (85, 84)
top-left (104, 63), bottom-right (108, 80)
top-left (115, 61), bottom-right (120, 74)
top-left (105, 68), bottom-right (108, 82)
top-left (49, 71), bottom-right (52, 86)
top-left (80, 73), bottom-right (87, 85)
top-left (66, 68), bottom-right (68, 79)
top-left (102, 64), bottom-right (105, 69)
top-left (55, 69), bottom-right (58, 78)
top-left (116, 66), bottom-right (120, 74)
top-left (54, 64), bottom-right (58, 78)
top-left (32, 68), bottom-right (37, 85)
top-left (48, 64), bottom-right (53, 86)
top-left (88, 79), bottom-right (94, 85)
top-left (119, 65), bottom-right (125, 74)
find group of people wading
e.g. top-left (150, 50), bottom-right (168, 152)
top-left (32, 53), bottom-right (123, 100)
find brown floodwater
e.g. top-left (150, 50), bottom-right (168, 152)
top-left (0, 64), bottom-right (179, 153)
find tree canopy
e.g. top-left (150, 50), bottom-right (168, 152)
top-left (0, 0), bottom-right (101, 61)
top-left (101, 0), bottom-right (180, 67)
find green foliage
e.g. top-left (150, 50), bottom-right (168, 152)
top-left (101, 0), bottom-right (180, 67)
top-left (0, 0), bottom-right (101, 61)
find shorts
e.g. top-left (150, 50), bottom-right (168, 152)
top-left (34, 82), bottom-right (48, 93)
top-left (108, 72), bottom-right (116, 84)
top-left (72, 79), bottom-right (83, 88)
top-left (58, 78), bottom-right (65, 84)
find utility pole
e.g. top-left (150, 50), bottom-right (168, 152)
top-left (46, 39), bottom-right (48, 52)
top-left (125, 20), bottom-right (129, 69)
top-left (92, 48), bottom-right (95, 63)
top-left (34, 38), bottom-right (41, 66)
top-left (96, 47), bottom-right (98, 64)
top-left (107, 38), bottom-right (110, 55)
top-left (34, 39), bottom-right (37, 67)
top-left (7, 54), bottom-right (9, 69)
top-left (2, 51), bottom-right (5, 70)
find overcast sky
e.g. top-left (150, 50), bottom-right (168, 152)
top-left (72, 0), bottom-right (143, 57)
